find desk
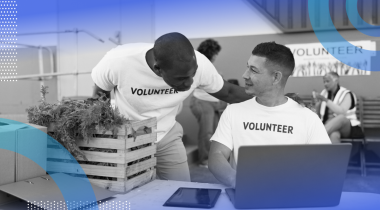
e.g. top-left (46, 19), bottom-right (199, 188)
top-left (1, 180), bottom-right (379, 209)
top-left (109, 180), bottom-right (380, 210)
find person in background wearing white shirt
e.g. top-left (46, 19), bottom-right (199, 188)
top-left (208, 42), bottom-right (331, 188)
top-left (190, 39), bottom-right (227, 168)
top-left (91, 32), bottom-right (252, 182)
top-left (313, 72), bottom-right (364, 143)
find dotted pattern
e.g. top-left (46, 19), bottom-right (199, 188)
top-left (0, 0), bottom-right (17, 82)
top-left (27, 200), bottom-right (131, 210)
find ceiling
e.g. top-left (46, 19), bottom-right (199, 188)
top-left (246, 0), bottom-right (380, 33)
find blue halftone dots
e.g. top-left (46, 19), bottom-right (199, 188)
top-left (346, 0), bottom-right (380, 37)
top-left (308, 0), bottom-right (379, 71)
top-left (0, 119), bottom-right (99, 210)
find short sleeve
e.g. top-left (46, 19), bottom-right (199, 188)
top-left (91, 54), bottom-right (118, 91)
top-left (211, 106), bottom-right (234, 150)
top-left (307, 112), bottom-right (332, 144)
top-left (195, 52), bottom-right (224, 94)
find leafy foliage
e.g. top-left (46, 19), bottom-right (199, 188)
top-left (26, 86), bottom-right (128, 160)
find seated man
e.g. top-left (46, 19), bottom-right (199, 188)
top-left (208, 42), bottom-right (331, 188)
top-left (314, 72), bottom-right (364, 143)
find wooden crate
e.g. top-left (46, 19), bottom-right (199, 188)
top-left (46, 118), bottom-right (157, 193)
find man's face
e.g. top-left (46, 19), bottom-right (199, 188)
top-left (323, 74), bottom-right (338, 91)
top-left (242, 55), bottom-right (274, 96)
top-left (160, 60), bottom-right (198, 92)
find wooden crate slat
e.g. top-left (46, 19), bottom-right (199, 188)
top-left (86, 179), bottom-right (125, 193)
top-left (47, 148), bottom-right (74, 160)
top-left (47, 162), bottom-right (126, 178)
top-left (48, 148), bottom-right (125, 164)
top-left (128, 118), bottom-right (157, 131)
top-left (76, 138), bottom-right (126, 150)
top-left (126, 158), bottom-right (156, 177)
top-left (125, 145), bottom-right (156, 163)
top-left (95, 129), bottom-right (126, 136)
top-left (94, 118), bottom-right (157, 136)
top-left (78, 169), bottom-right (157, 193)
top-left (48, 135), bottom-right (155, 150)
top-left (125, 133), bottom-right (156, 149)
top-left (79, 151), bottom-right (125, 164)
top-left (125, 169), bottom-right (156, 192)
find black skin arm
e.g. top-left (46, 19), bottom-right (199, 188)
top-left (209, 80), bottom-right (253, 104)
top-left (209, 80), bottom-right (306, 105)
top-left (92, 84), bottom-right (111, 99)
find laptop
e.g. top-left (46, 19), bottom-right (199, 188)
top-left (225, 144), bottom-right (352, 209)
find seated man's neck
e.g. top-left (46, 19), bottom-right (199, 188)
top-left (256, 90), bottom-right (287, 107)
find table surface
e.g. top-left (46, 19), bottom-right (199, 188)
top-left (1, 180), bottom-right (380, 210)
top-left (107, 180), bottom-right (380, 210)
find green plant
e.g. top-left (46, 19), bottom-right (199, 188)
top-left (26, 86), bottom-right (128, 160)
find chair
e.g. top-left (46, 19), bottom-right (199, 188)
top-left (299, 94), bottom-right (367, 176)
top-left (360, 97), bottom-right (380, 171)
top-left (340, 96), bottom-right (367, 177)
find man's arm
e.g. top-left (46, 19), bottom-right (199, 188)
top-left (92, 84), bottom-right (111, 99)
top-left (209, 80), bottom-right (306, 106)
top-left (208, 141), bottom-right (236, 188)
top-left (209, 80), bottom-right (252, 104)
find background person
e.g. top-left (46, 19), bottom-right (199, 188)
top-left (314, 72), bottom-right (364, 143)
top-left (208, 42), bottom-right (331, 187)
top-left (190, 39), bottom-right (227, 168)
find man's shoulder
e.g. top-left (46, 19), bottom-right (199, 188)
top-left (106, 43), bottom-right (153, 59)
top-left (194, 50), bottom-right (213, 67)
top-left (225, 100), bottom-right (253, 112)
top-left (287, 98), bottom-right (319, 118)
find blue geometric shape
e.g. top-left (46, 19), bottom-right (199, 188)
top-left (308, 0), bottom-right (378, 71)
top-left (0, 119), bottom-right (99, 210)
top-left (346, 0), bottom-right (380, 37)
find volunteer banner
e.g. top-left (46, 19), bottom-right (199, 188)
top-left (286, 41), bottom-right (376, 77)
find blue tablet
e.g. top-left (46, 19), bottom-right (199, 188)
top-left (163, 187), bottom-right (221, 208)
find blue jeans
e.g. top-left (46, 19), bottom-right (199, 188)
top-left (190, 96), bottom-right (227, 163)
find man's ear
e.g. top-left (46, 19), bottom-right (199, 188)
top-left (153, 64), bottom-right (163, 77)
top-left (272, 71), bottom-right (283, 85)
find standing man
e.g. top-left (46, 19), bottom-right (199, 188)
top-left (208, 42), bottom-right (331, 187)
top-left (91, 32), bottom-right (252, 182)
top-left (190, 39), bottom-right (227, 168)
top-left (314, 72), bottom-right (364, 143)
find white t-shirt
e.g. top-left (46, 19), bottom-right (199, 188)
top-left (193, 88), bottom-right (220, 102)
top-left (211, 97), bottom-right (331, 164)
top-left (91, 43), bottom-right (224, 142)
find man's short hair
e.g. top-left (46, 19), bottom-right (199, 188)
top-left (153, 32), bottom-right (195, 69)
top-left (197, 39), bottom-right (221, 61)
top-left (252, 42), bottom-right (295, 76)
top-left (325, 72), bottom-right (340, 80)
